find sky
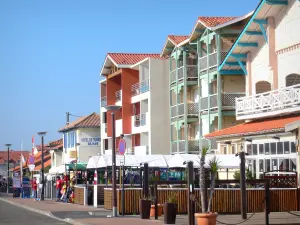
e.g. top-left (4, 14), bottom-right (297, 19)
top-left (0, 0), bottom-right (259, 151)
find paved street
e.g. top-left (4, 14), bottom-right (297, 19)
top-left (0, 200), bottom-right (69, 225)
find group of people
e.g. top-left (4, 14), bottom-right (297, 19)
top-left (30, 174), bottom-right (76, 203)
top-left (55, 175), bottom-right (76, 203)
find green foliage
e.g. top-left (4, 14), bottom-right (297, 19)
top-left (167, 192), bottom-right (178, 204)
top-left (208, 156), bottom-right (220, 174)
top-left (201, 147), bottom-right (209, 158)
top-left (233, 169), bottom-right (254, 180)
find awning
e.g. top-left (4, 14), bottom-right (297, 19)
top-left (66, 163), bottom-right (87, 171)
top-left (49, 165), bottom-right (66, 174)
top-left (205, 114), bottom-right (300, 139)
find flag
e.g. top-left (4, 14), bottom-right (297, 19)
top-left (32, 136), bottom-right (35, 155)
top-left (21, 154), bottom-right (25, 164)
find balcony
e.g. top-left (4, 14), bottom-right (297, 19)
top-left (198, 51), bottom-right (228, 73)
top-left (170, 65), bottom-right (198, 84)
top-left (101, 96), bottom-right (107, 107)
top-left (132, 80), bottom-right (150, 96)
top-left (132, 113), bottom-right (149, 134)
top-left (115, 90), bottom-right (122, 103)
top-left (236, 84), bottom-right (300, 120)
top-left (171, 103), bottom-right (199, 118)
top-left (171, 139), bottom-right (210, 153)
top-left (200, 93), bottom-right (245, 111)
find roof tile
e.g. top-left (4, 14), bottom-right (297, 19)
top-left (198, 16), bottom-right (238, 28)
top-left (205, 114), bottom-right (300, 139)
top-left (168, 35), bottom-right (190, 45)
top-left (108, 53), bottom-right (163, 65)
top-left (58, 112), bottom-right (100, 132)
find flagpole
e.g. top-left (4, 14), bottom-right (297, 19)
top-left (21, 140), bottom-right (23, 198)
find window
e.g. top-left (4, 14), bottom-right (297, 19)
top-left (256, 81), bottom-right (271, 94)
top-left (265, 159), bottom-right (271, 172)
top-left (290, 159), bottom-right (296, 171)
top-left (232, 145), bottom-right (236, 154)
top-left (284, 142), bottom-right (290, 154)
top-left (279, 159), bottom-right (289, 171)
top-left (270, 142), bottom-right (276, 155)
top-left (272, 159), bottom-right (278, 171)
top-left (277, 142), bottom-right (283, 154)
top-left (252, 144), bottom-right (257, 155)
top-left (64, 133), bottom-right (67, 150)
top-left (291, 142), bottom-right (296, 153)
top-left (259, 144), bottom-right (264, 154)
top-left (259, 159), bottom-right (264, 172)
top-left (247, 144), bottom-right (252, 155)
top-left (286, 73), bottom-right (300, 87)
top-left (264, 143), bottom-right (270, 155)
top-left (222, 146), bottom-right (227, 154)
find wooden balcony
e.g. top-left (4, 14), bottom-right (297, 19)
top-left (236, 84), bottom-right (300, 120)
top-left (171, 139), bottom-right (209, 153)
top-left (170, 65), bottom-right (198, 84)
top-left (171, 102), bottom-right (199, 118)
top-left (200, 93), bottom-right (245, 111)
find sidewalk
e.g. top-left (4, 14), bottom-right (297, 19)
top-left (1, 194), bottom-right (300, 225)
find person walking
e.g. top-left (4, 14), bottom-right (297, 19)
top-left (31, 177), bottom-right (37, 199)
top-left (55, 176), bottom-right (62, 202)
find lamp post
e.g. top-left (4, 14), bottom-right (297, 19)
top-left (37, 132), bottom-right (47, 201)
top-left (5, 144), bottom-right (12, 193)
top-left (104, 105), bottom-right (121, 217)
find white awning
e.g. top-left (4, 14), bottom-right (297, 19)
top-left (49, 165), bottom-right (65, 174)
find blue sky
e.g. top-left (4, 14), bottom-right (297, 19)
top-left (0, 0), bottom-right (259, 150)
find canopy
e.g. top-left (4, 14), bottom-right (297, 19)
top-left (49, 165), bottom-right (66, 174)
top-left (87, 154), bottom-right (240, 169)
top-left (66, 162), bottom-right (87, 171)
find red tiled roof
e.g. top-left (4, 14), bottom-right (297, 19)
top-left (48, 138), bottom-right (63, 150)
top-left (168, 35), bottom-right (190, 45)
top-left (13, 154), bottom-right (51, 172)
top-left (58, 112), bottom-right (100, 132)
top-left (35, 156), bottom-right (51, 171)
top-left (0, 151), bottom-right (30, 163)
top-left (205, 114), bottom-right (300, 139)
top-left (198, 16), bottom-right (238, 28)
top-left (108, 53), bottom-right (163, 65)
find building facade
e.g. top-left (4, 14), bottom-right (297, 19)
top-left (100, 53), bottom-right (170, 155)
top-left (161, 14), bottom-right (252, 154)
top-left (58, 112), bottom-right (101, 164)
top-left (206, 0), bottom-right (300, 179)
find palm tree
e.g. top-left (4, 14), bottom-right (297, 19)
top-left (199, 147), bottom-right (208, 213)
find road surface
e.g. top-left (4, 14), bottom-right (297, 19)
top-left (0, 200), bottom-right (69, 225)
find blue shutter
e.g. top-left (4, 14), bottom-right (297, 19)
top-left (64, 133), bottom-right (67, 149)
top-left (74, 131), bottom-right (77, 146)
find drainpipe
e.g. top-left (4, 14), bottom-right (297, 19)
top-left (198, 38), bottom-right (203, 152)
top-left (183, 48), bottom-right (188, 153)
top-left (175, 48), bottom-right (179, 153)
top-left (169, 56), bottom-right (173, 154)
top-left (217, 33), bottom-right (222, 130)
top-left (207, 30), bottom-right (211, 134)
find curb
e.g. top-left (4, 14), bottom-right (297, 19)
top-left (0, 197), bottom-right (90, 225)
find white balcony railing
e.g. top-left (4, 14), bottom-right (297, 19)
top-left (171, 139), bottom-right (210, 153)
top-left (101, 96), bottom-right (107, 107)
top-left (171, 103), bottom-right (199, 117)
top-left (200, 93), bottom-right (245, 111)
top-left (115, 90), bottom-right (121, 102)
top-left (131, 80), bottom-right (150, 96)
top-left (134, 113), bottom-right (147, 127)
top-left (236, 84), bottom-right (300, 120)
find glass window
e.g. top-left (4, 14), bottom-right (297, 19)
top-left (277, 142), bottom-right (283, 154)
top-left (252, 144), bottom-right (257, 155)
top-left (270, 143), bottom-right (276, 155)
top-left (290, 159), bottom-right (296, 171)
top-left (272, 159), bottom-right (278, 171)
top-left (259, 159), bottom-right (264, 172)
top-left (253, 159), bottom-right (256, 175)
top-left (265, 159), bottom-right (271, 172)
top-left (246, 144), bottom-right (252, 155)
top-left (264, 143), bottom-right (270, 155)
top-left (279, 159), bottom-right (289, 171)
top-left (259, 144), bottom-right (264, 154)
top-left (291, 142), bottom-right (296, 153)
top-left (284, 142), bottom-right (290, 154)
top-left (232, 145), bottom-right (236, 155)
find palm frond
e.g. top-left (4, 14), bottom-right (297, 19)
top-left (208, 156), bottom-right (220, 173)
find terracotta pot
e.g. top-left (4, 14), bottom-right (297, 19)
top-left (139, 199), bottom-right (151, 219)
top-left (163, 203), bottom-right (177, 224)
top-left (195, 213), bottom-right (218, 225)
top-left (150, 204), bottom-right (163, 217)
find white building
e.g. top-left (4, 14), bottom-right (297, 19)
top-left (100, 53), bottom-right (170, 155)
top-left (206, 0), bottom-right (300, 180)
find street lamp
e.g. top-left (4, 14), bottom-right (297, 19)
top-left (5, 144), bottom-right (12, 194)
top-left (104, 105), bottom-right (121, 217)
top-left (37, 131), bottom-right (47, 201)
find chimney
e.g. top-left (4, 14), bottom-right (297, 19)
top-left (66, 112), bottom-right (70, 125)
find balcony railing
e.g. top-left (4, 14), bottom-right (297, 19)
top-left (171, 139), bottom-right (210, 153)
top-left (236, 84), bottom-right (300, 120)
top-left (198, 51), bottom-right (228, 72)
top-left (131, 80), bottom-right (150, 96)
top-left (200, 93), bottom-right (245, 111)
top-left (134, 113), bottom-right (147, 127)
top-left (170, 65), bottom-right (198, 84)
top-left (101, 96), bottom-right (107, 107)
top-left (171, 103), bottom-right (199, 117)
top-left (115, 90), bottom-right (121, 102)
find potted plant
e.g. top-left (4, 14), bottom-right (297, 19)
top-left (195, 147), bottom-right (220, 225)
top-left (139, 196), bottom-right (151, 219)
top-left (163, 192), bottom-right (178, 224)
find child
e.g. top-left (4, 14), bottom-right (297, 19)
top-left (35, 179), bottom-right (43, 201)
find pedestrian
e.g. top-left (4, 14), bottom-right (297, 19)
top-left (31, 177), bottom-right (37, 199)
top-left (55, 176), bottom-right (62, 201)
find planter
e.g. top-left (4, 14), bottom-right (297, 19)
top-left (163, 203), bottom-right (177, 224)
top-left (150, 204), bottom-right (163, 217)
top-left (195, 213), bottom-right (218, 225)
top-left (139, 199), bottom-right (151, 219)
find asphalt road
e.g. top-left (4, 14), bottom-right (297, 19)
top-left (0, 201), bottom-right (69, 225)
